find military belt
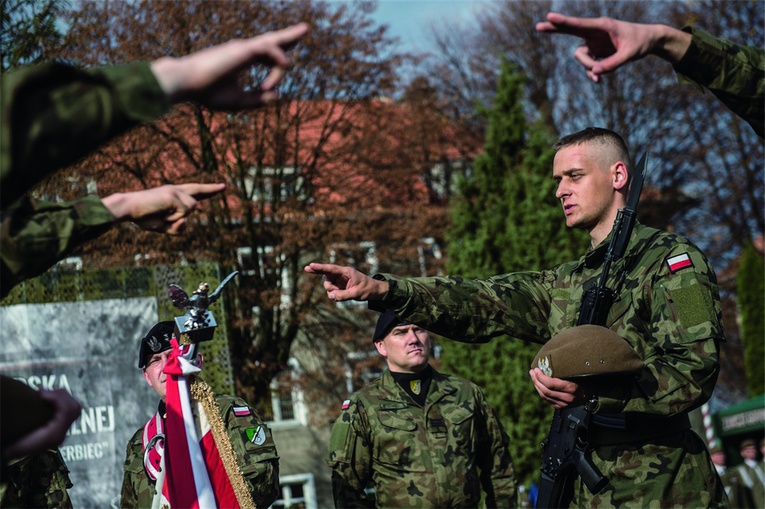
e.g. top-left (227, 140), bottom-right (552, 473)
top-left (591, 412), bottom-right (690, 446)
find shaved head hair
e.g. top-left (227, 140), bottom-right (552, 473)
top-left (554, 127), bottom-right (631, 174)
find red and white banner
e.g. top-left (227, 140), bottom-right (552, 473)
top-left (142, 338), bottom-right (241, 509)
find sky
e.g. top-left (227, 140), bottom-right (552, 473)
top-left (365, 0), bottom-right (486, 54)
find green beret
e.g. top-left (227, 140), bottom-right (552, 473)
top-left (740, 438), bottom-right (756, 449)
top-left (532, 325), bottom-right (644, 380)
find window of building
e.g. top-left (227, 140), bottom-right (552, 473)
top-left (417, 237), bottom-right (443, 276)
top-left (270, 473), bottom-right (317, 509)
top-left (237, 245), bottom-right (292, 308)
top-left (245, 166), bottom-right (305, 203)
top-left (426, 159), bottom-right (467, 200)
top-left (344, 350), bottom-right (384, 394)
top-left (265, 359), bottom-right (306, 429)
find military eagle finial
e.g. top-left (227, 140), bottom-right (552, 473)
top-left (168, 271), bottom-right (239, 321)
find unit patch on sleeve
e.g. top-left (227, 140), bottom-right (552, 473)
top-left (246, 425), bottom-right (266, 445)
top-left (666, 253), bottom-right (693, 273)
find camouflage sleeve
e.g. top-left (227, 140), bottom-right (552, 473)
top-left (598, 244), bottom-right (723, 415)
top-left (42, 450), bottom-right (73, 509)
top-left (0, 61), bottom-right (169, 204)
top-left (0, 194), bottom-right (115, 298)
top-left (474, 386), bottom-right (518, 509)
top-left (0, 450), bottom-right (73, 509)
top-left (120, 428), bottom-right (146, 509)
top-left (673, 26), bottom-right (764, 138)
top-left (222, 396), bottom-right (280, 508)
top-left (325, 398), bottom-right (375, 509)
top-left (372, 272), bottom-right (553, 345)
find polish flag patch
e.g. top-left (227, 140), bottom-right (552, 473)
top-left (233, 406), bottom-right (251, 417)
top-left (667, 253), bottom-right (693, 273)
top-left (341, 399), bottom-right (351, 410)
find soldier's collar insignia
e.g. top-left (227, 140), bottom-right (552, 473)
top-left (538, 356), bottom-right (553, 377)
top-left (147, 335), bottom-right (162, 352)
top-left (410, 380), bottom-right (422, 395)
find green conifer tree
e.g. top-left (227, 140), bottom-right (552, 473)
top-left (440, 60), bottom-right (587, 489)
top-left (737, 244), bottom-right (764, 397)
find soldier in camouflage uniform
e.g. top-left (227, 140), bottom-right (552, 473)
top-left (0, 24), bottom-right (308, 462)
top-left (326, 310), bottom-right (517, 509)
top-left (307, 127), bottom-right (726, 507)
top-left (710, 445), bottom-right (755, 508)
top-left (0, 449), bottom-right (72, 508)
top-left (120, 321), bottom-right (280, 508)
top-left (734, 438), bottom-right (765, 509)
top-left (535, 13), bottom-right (764, 138)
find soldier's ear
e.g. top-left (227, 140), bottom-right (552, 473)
top-left (142, 370), bottom-right (153, 388)
top-left (374, 340), bottom-right (387, 357)
top-left (613, 161), bottom-right (629, 190)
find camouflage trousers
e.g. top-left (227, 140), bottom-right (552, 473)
top-left (573, 430), bottom-right (728, 508)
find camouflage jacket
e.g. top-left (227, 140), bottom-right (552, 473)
top-left (373, 223), bottom-right (726, 507)
top-left (326, 368), bottom-right (517, 509)
top-left (1, 61), bottom-right (168, 202)
top-left (0, 449), bottom-right (72, 508)
top-left (0, 61), bottom-right (169, 298)
top-left (120, 394), bottom-right (280, 509)
top-left (734, 462), bottom-right (765, 509)
top-left (674, 27), bottom-right (764, 138)
top-left (719, 467), bottom-right (756, 509)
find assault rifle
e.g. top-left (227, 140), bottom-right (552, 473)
top-left (536, 153), bottom-right (647, 508)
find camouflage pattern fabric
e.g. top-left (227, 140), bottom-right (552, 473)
top-left (0, 449), bottom-right (72, 508)
top-left (1, 61), bottom-right (168, 202)
top-left (373, 223), bottom-right (726, 507)
top-left (0, 61), bottom-right (169, 299)
top-left (326, 368), bottom-right (518, 509)
top-left (734, 462), bottom-right (765, 509)
top-left (1, 195), bottom-right (115, 298)
top-left (719, 467), bottom-right (756, 508)
top-left (674, 27), bottom-right (764, 138)
top-left (120, 394), bottom-right (280, 509)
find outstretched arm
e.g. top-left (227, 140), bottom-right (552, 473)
top-left (151, 23), bottom-right (309, 109)
top-left (2, 24), bottom-right (309, 202)
top-left (304, 262), bottom-right (389, 302)
top-left (535, 13), bottom-right (691, 83)
top-left (102, 182), bottom-right (226, 234)
top-left (0, 183), bottom-right (225, 297)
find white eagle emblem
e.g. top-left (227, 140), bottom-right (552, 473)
top-left (537, 356), bottom-right (553, 377)
top-left (147, 335), bottom-right (162, 352)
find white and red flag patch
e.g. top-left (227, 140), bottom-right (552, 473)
top-left (341, 399), bottom-right (351, 410)
top-left (233, 406), bottom-right (251, 417)
top-left (667, 253), bottom-right (693, 273)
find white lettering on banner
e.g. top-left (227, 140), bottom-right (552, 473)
top-left (67, 406), bottom-right (115, 436)
top-left (59, 442), bottom-right (109, 463)
top-left (721, 408), bottom-right (765, 432)
top-left (14, 374), bottom-right (71, 392)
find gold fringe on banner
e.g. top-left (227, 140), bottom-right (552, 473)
top-left (191, 378), bottom-right (256, 509)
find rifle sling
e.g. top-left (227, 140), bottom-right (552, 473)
top-left (590, 413), bottom-right (690, 446)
